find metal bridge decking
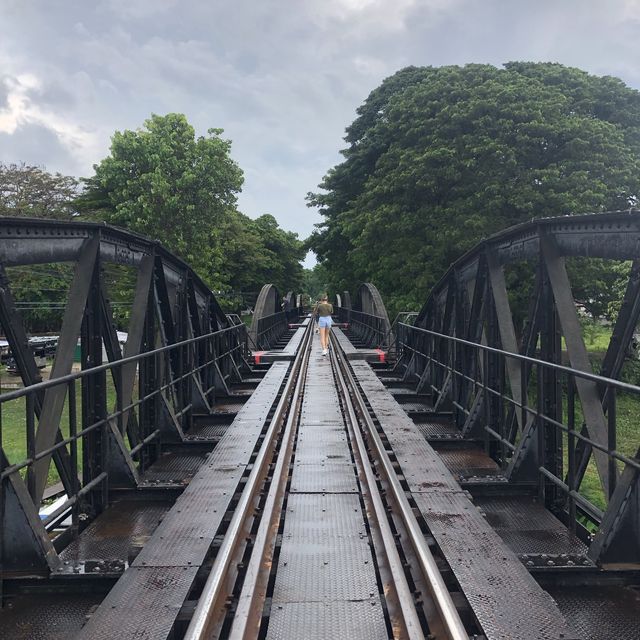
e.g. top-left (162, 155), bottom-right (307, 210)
top-left (2, 213), bottom-right (640, 639)
top-left (3, 320), bottom-right (618, 639)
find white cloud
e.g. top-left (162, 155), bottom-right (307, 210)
top-left (0, 0), bottom-right (640, 241)
top-left (0, 73), bottom-right (99, 167)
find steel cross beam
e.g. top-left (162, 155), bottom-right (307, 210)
top-left (0, 217), bottom-right (240, 575)
top-left (395, 210), bottom-right (640, 564)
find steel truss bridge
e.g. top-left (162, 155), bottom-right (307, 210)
top-left (0, 213), bottom-right (639, 639)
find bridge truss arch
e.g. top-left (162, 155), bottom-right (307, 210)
top-left (351, 282), bottom-right (392, 348)
top-left (399, 210), bottom-right (640, 565)
top-left (0, 217), bottom-right (250, 574)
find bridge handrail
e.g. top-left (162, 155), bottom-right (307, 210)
top-left (255, 310), bottom-right (288, 350)
top-left (0, 323), bottom-right (250, 519)
top-left (0, 324), bottom-right (246, 404)
top-left (398, 322), bottom-right (640, 394)
top-left (397, 322), bottom-right (640, 528)
top-left (336, 306), bottom-right (388, 348)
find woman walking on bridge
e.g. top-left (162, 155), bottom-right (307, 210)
top-left (315, 294), bottom-right (333, 356)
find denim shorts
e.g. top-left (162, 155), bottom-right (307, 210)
top-left (318, 316), bottom-right (333, 329)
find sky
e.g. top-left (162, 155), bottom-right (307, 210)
top-left (2, 0), bottom-right (640, 267)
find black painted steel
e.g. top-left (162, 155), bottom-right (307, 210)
top-left (336, 283), bottom-right (391, 348)
top-left (0, 217), bottom-right (250, 587)
top-left (392, 211), bottom-right (640, 567)
top-left (76, 361), bottom-right (291, 639)
top-left (350, 359), bottom-right (578, 640)
top-left (249, 284), bottom-right (291, 350)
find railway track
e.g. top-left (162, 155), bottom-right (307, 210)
top-left (181, 321), bottom-right (472, 640)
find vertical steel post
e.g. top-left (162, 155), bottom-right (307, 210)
top-left (81, 247), bottom-right (107, 516)
top-left (139, 285), bottom-right (156, 471)
top-left (540, 263), bottom-right (561, 507)
top-left (537, 361), bottom-right (546, 504)
top-left (26, 395), bottom-right (36, 502)
top-left (607, 389), bottom-right (617, 501)
top-left (117, 365), bottom-right (124, 437)
top-left (567, 376), bottom-right (576, 535)
top-left (0, 388), bottom-right (4, 606)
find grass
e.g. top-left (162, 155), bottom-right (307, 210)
top-left (510, 319), bottom-right (638, 516)
top-left (581, 320), bottom-right (613, 352)
top-left (575, 391), bottom-right (639, 512)
top-left (1, 369), bottom-right (118, 489)
top-left (577, 322), bottom-right (638, 511)
top-left (556, 320), bottom-right (638, 514)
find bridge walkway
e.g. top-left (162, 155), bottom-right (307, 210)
top-left (265, 332), bottom-right (388, 638)
top-left (4, 318), bottom-right (639, 639)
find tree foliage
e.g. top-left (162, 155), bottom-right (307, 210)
top-left (78, 113), bottom-right (244, 282)
top-left (308, 63), bottom-right (640, 317)
top-left (1, 115), bottom-right (305, 330)
top-left (303, 263), bottom-right (330, 300)
top-left (216, 212), bottom-right (305, 298)
top-left (0, 162), bottom-right (79, 219)
top-left (0, 163), bottom-right (81, 331)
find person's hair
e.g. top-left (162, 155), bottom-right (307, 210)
top-left (320, 294), bottom-right (328, 301)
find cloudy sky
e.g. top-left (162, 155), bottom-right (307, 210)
top-left (2, 0), bottom-right (640, 263)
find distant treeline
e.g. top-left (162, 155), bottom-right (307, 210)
top-left (307, 63), bottom-right (640, 322)
top-left (0, 114), bottom-right (305, 331)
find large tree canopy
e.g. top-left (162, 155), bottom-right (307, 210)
top-left (79, 113), bottom-right (304, 298)
top-left (215, 212), bottom-right (305, 298)
top-left (0, 115), bottom-right (305, 330)
top-left (308, 63), bottom-right (640, 316)
top-left (0, 162), bottom-right (79, 219)
top-left (79, 113), bottom-right (244, 282)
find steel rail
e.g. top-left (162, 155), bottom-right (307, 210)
top-left (227, 312), bottom-right (314, 639)
top-left (183, 319), bottom-right (314, 640)
top-left (330, 333), bottom-right (469, 640)
top-left (397, 322), bottom-right (640, 394)
top-left (329, 343), bottom-right (425, 639)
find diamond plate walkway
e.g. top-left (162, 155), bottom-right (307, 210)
top-left (351, 361), bottom-right (579, 640)
top-left (76, 362), bottom-right (291, 640)
top-left (265, 333), bottom-right (388, 639)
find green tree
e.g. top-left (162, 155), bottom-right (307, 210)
top-left (303, 263), bottom-right (330, 300)
top-left (0, 163), bottom-right (81, 331)
top-left (0, 162), bottom-right (79, 219)
top-left (79, 113), bottom-right (244, 282)
top-left (208, 211), bottom-right (305, 311)
top-left (251, 214), bottom-right (305, 293)
top-left (308, 63), bottom-right (640, 316)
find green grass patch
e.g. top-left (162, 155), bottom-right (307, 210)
top-left (1, 374), bottom-right (119, 488)
top-left (582, 321), bottom-right (612, 352)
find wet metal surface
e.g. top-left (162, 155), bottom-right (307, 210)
top-left (266, 334), bottom-right (387, 639)
top-left (399, 400), bottom-right (437, 413)
top-left (76, 566), bottom-right (200, 640)
top-left (210, 399), bottom-right (247, 415)
top-left (0, 593), bottom-right (103, 640)
top-left (475, 495), bottom-right (589, 558)
top-left (332, 327), bottom-right (384, 361)
top-left (549, 585), bottom-right (640, 640)
top-left (410, 490), bottom-right (579, 640)
top-left (58, 499), bottom-right (172, 569)
top-left (282, 326), bottom-right (305, 355)
top-left (184, 422), bottom-right (229, 441)
top-left (436, 446), bottom-right (503, 479)
top-left (415, 417), bottom-right (463, 440)
top-left (140, 451), bottom-right (210, 485)
top-left (77, 362), bottom-right (290, 640)
top-left (352, 361), bottom-right (578, 640)
top-left (289, 462), bottom-right (358, 493)
top-left (267, 601), bottom-right (388, 640)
